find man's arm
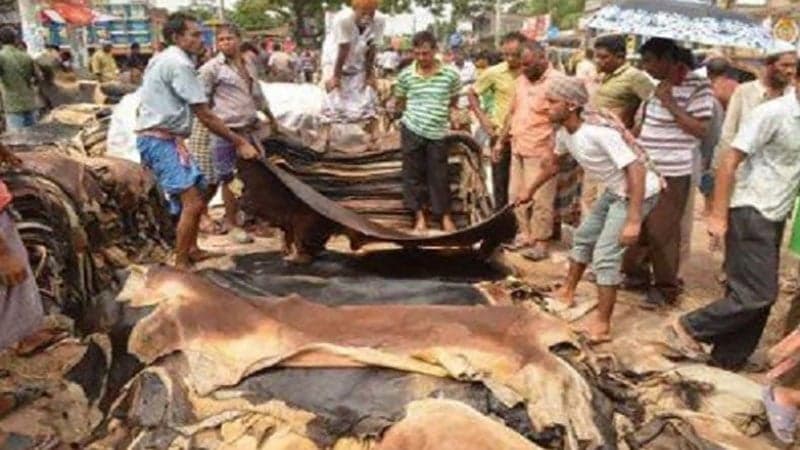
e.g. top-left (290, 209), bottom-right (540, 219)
top-left (709, 148), bottom-right (746, 226)
top-left (191, 104), bottom-right (258, 159)
top-left (516, 154), bottom-right (559, 204)
top-left (655, 81), bottom-right (710, 138)
top-left (467, 89), bottom-right (494, 134)
top-left (718, 86), bottom-right (743, 158)
top-left (620, 161), bottom-right (646, 245)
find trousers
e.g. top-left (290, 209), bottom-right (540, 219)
top-left (681, 206), bottom-right (785, 369)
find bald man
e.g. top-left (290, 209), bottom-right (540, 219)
top-left (320, 0), bottom-right (386, 148)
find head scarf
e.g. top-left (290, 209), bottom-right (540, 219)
top-left (547, 76), bottom-right (664, 183)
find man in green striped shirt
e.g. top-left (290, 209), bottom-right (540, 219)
top-left (394, 31), bottom-right (461, 232)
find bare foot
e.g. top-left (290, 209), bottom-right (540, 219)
top-left (441, 214), bottom-right (457, 232)
top-left (413, 213), bottom-right (428, 232)
top-left (284, 250), bottom-right (313, 265)
top-left (574, 314), bottom-right (611, 344)
top-left (554, 286), bottom-right (576, 307)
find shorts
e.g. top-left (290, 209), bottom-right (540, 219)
top-left (137, 135), bottom-right (205, 215)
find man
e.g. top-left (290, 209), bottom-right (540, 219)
top-left (468, 32), bottom-right (525, 209)
top-left (90, 41), bottom-right (120, 83)
top-left (592, 35), bottom-right (655, 128)
top-left (451, 47), bottom-right (477, 132)
top-left (394, 31), bottom-right (461, 232)
top-left (0, 27), bottom-right (39, 131)
top-left (587, 35), bottom-right (655, 212)
top-left (320, 0), bottom-right (386, 147)
top-left (515, 77), bottom-right (660, 343)
top-left (705, 57), bottom-right (739, 111)
top-left (668, 70), bottom-right (800, 371)
top-left (719, 41), bottom-right (797, 155)
top-left (127, 42), bottom-right (148, 72)
top-left (135, 13), bottom-right (259, 269)
top-left (199, 24), bottom-right (278, 246)
top-left (493, 39), bottom-right (561, 260)
top-left (267, 43), bottom-right (293, 82)
top-left (0, 145), bottom-right (41, 351)
top-left (622, 38), bottom-right (713, 307)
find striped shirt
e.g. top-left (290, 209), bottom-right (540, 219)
top-left (395, 62), bottom-right (461, 140)
top-left (637, 72), bottom-right (714, 177)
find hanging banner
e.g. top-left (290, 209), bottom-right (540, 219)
top-left (521, 14), bottom-right (551, 41)
top-left (48, 0), bottom-right (93, 27)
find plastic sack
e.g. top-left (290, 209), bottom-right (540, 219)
top-left (106, 90), bottom-right (141, 163)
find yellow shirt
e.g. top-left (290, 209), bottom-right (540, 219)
top-left (473, 62), bottom-right (519, 128)
top-left (90, 51), bottom-right (119, 83)
top-left (593, 63), bottom-right (654, 114)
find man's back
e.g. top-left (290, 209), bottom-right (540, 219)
top-left (0, 45), bottom-right (37, 114)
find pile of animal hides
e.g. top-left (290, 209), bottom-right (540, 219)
top-left (0, 105), bottom-right (172, 323)
top-left (263, 133), bottom-right (495, 230)
top-left (0, 250), bottom-right (778, 449)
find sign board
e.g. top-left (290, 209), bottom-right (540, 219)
top-left (773, 17), bottom-right (799, 43)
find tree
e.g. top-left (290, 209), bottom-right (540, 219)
top-left (177, 6), bottom-right (216, 22)
top-left (519, 0), bottom-right (585, 29)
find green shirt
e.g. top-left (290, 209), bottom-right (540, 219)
top-left (395, 62), bottom-right (461, 140)
top-left (0, 45), bottom-right (37, 114)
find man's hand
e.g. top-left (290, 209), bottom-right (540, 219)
top-left (706, 213), bottom-right (728, 251)
top-left (325, 76), bottom-right (341, 92)
top-left (514, 190), bottom-right (532, 207)
top-left (0, 252), bottom-right (28, 287)
top-left (654, 81), bottom-right (675, 107)
top-left (619, 220), bottom-right (641, 246)
top-left (236, 139), bottom-right (261, 160)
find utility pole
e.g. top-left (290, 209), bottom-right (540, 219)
top-left (218, 0), bottom-right (225, 20)
top-left (494, 0), bottom-right (502, 47)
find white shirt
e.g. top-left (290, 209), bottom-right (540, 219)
top-left (557, 124), bottom-right (661, 199)
top-left (321, 8), bottom-right (386, 77)
top-left (575, 59), bottom-right (597, 82)
top-left (730, 93), bottom-right (800, 221)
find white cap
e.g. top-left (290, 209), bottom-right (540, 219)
top-left (766, 40), bottom-right (796, 58)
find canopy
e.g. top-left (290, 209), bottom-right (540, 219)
top-left (586, 0), bottom-right (774, 51)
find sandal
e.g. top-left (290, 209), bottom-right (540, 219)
top-left (520, 246), bottom-right (549, 262)
top-left (762, 385), bottom-right (798, 444)
top-left (661, 319), bottom-right (708, 362)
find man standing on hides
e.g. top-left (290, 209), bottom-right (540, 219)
top-left (320, 0), bottom-right (386, 149)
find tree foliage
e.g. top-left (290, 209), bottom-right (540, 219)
top-left (228, 0), bottom-right (585, 42)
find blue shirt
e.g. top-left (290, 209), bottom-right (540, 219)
top-left (135, 46), bottom-right (208, 136)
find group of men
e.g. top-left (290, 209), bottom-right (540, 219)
top-left (3, 0), bottom-right (800, 441)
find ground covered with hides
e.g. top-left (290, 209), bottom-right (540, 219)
top-left (0, 249), bottom-right (784, 450)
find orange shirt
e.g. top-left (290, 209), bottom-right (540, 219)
top-left (509, 68), bottom-right (558, 158)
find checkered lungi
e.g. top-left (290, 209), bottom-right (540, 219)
top-left (188, 120), bottom-right (218, 185)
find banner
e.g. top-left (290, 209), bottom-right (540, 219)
top-left (521, 14), bottom-right (551, 41)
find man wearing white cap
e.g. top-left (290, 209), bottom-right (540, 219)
top-left (718, 41), bottom-right (797, 158)
top-left (320, 0), bottom-right (386, 148)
